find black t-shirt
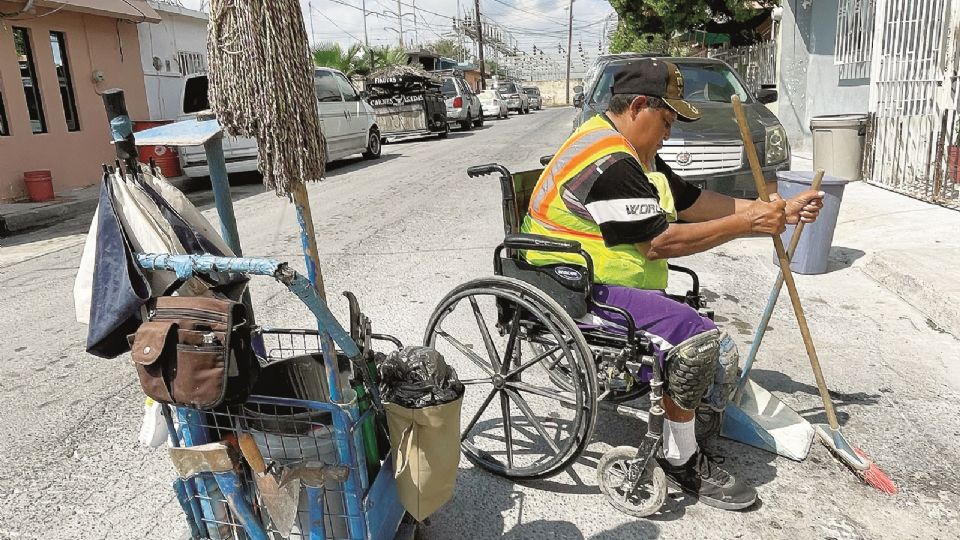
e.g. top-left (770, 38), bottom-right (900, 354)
top-left (561, 117), bottom-right (701, 247)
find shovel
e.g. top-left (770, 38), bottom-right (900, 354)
top-left (238, 433), bottom-right (301, 538)
top-left (720, 170), bottom-right (824, 461)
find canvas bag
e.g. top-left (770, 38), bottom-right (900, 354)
top-left (384, 398), bottom-right (463, 521)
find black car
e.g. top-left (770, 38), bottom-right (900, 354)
top-left (573, 55), bottom-right (790, 198)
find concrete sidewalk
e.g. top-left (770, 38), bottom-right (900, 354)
top-left (789, 151), bottom-right (960, 336)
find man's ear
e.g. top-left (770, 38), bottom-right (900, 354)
top-left (630, 95), bottom-right (647, 119)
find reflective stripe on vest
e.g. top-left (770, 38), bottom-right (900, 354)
top-left (522, 115), bottom-right (677, 290)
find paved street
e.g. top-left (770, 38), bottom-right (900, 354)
top-left (1, 107), bottom-right (958, 539)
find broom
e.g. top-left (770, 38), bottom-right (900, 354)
top-left (731, 95), bottom-right (896, 495)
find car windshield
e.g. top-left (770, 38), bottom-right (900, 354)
top-left (588, 61), bottom-right (750, 109)
top-left (441, 78), bottom-right (457, 97)
top-left (499, 83), bottom-right (518, 94)
top-left (523, 88), bottom-right (538, 96)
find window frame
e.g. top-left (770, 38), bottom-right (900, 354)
top-left (13, 26), bottom-right (47, 134)
top-left (49, 31), bottom-right (80, 132)
top-left (314, 70), bottom-right (344, 103)
top-left (333, 72), bottom-right (360, 102)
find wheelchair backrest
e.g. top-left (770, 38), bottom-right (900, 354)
top-left (501, 168), bottom-right (543, 236)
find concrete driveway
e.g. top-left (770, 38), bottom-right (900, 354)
top-left (0, 107), bottom-right (956, 539)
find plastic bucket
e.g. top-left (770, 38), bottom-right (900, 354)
top-left (133, 120), bottom-right (183, 178)
top-left (23, 170), bottom-right (55, 202)
top-left (810, 114), bottom-right (868, 181)
top-left (773, 171), bottom-right (850, 275)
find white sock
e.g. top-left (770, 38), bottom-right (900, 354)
top-left (662, 418), bottom-right (699, 466)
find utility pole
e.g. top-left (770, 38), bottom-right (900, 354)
top-left (308, 1), bottom-right (316, 46)
top-left (412, 0), bottom-right (419, 47)
top-left (475, 0), bottom-right (486, 89)
top-left (565, 0), bottom-right (574, 104)
top-left (456, 0), bottom-right (465, 62)
top-left (397, 0), bottom-right (404, 48)
top-left (362, 0), bottom-right (373, 67)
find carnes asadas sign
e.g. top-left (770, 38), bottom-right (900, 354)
top-left (369, 94), bottom-right (425, 107)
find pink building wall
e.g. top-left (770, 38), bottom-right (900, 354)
top-left (0, 2), bottom-right (151, 201)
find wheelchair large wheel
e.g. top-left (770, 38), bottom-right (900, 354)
top-left (425, 276), bottom-right (599, 479)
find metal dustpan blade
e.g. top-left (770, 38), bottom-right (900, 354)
top-left (721, 378), bottom-right (815, 461)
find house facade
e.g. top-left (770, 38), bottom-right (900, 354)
top-left (138, 1), bottom-right (208, 121)
top-left (777, 0), bottom-right (960, 206)
top-left (0, 0), bottom-right (159, 201)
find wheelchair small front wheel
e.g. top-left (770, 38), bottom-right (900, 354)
top-left (597, 446), bottom-right (667, 518)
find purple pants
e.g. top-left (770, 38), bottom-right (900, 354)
top-left (587, 285), bottom-right (717, 382)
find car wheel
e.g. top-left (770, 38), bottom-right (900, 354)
top-left (362, 128), bottom-right (381, 160)
top-left (460, 111), bottom-right (473, 131)
top-left (474, 109), bottom-right (484, 127)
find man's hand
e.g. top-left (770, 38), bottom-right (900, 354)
top-left (741, 197), bottom-right (787, 235)
top-left (784, 189), bottom-right (825, 224)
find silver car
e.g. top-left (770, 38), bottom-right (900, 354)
top-left (478, 89), bottom-right (508, 119)
top-left (523, 86), bottom-right (542, 110)
top-left (496, 81), bottom-right (530, 115)
top-left (441, 75), bottom-right (484, 130)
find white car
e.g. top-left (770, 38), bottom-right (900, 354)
top-left (178, 67), bottom-right (381, 178)
top-left (478, 90), bottom-right (508, 119)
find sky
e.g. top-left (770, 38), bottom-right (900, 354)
top-left (176, 0), bottom-right (617, 76)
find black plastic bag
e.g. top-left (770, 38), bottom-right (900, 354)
top-left (379, 346), bottom-right (464, 408)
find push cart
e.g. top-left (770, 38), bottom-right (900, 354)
top-left (101, 90), bottom-right (411, 539)
top-left (365, 69), bottom-right (450, 142)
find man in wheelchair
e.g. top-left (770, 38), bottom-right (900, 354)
top-left (520, 60), bottom-right (824, 510)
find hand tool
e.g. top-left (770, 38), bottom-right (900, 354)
top-left (732, 94), bottom-right (896, 494)
top-left (238, 433), bottom-right (302, 537)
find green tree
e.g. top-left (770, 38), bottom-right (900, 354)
top-left (367, 45), bottom-right (408, 71)
top-left (312, 42), bottom-right (366, 77)
top-left (423, 38), bottom-right (467, 60)
top-left (609, 0), bottom-right (777, 40)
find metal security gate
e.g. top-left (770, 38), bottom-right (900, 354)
top-left (864, 0), bottom-right (960, 208)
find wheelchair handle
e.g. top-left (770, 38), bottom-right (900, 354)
top-left (503, 233), bottom-right (581, 254)
top-left (467, 163), bottom-right (511, 179)
top-left (539, 154), bottom-right (554, 166)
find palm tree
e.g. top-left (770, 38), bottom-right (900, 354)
top-left (312, 42), bottom-right (365, 77)
top-left (368, 45), bottom-right (408, 72)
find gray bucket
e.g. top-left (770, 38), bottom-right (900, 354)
top-left (773, 171), bottom-right (850, 275)
top-left (810, 114), bottom-right (868, 181)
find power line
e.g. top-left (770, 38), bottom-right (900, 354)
top-left (310, 4), bottom-right (365, 43)
top-left (483, 0), bottom-right (568, 25)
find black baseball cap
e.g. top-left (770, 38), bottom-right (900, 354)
top-left (611, 59), bottom-right (701, 122)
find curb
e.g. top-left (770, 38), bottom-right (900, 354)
top-left (860, 250), bottom-right (960, 338)
top-left (0, 195), bottom-right (100, 236)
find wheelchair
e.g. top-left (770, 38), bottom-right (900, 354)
top-left (424, 160), bottom-right (717, 517)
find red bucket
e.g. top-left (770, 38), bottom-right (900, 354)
top-left (133, 120), bottom-right (183, 178)
top-left (23, 170), bottom-right (55, 202)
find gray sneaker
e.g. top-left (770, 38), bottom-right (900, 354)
top-left (658, 450), bottom-right (757, 510)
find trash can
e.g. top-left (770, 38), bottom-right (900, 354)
top-left (773, 171), bottom-right (850, 275)
top-left (810, 114), bottom-right (868, 180)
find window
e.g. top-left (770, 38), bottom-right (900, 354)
top-left (178, 51), bottom-right (206, 76)
top-left (0, 73), bottom-right (9, 135)
top-left (441, 78), bottom-right (457, 97)
top-left (835, 0), bottom-right (875, 71)
top-left (182, 75), bottom-right (209, 114)
top-left (314, 71), bottom-right (342, 102)
top-left (49, 32), bottom-right (80, 132)
top-left (14, 27), bottom-right (46, 134)
top-left (334, 73), bottom-right (359, 102)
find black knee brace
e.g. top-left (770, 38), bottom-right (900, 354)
top-left (665, 330), bottom-right (720, 410)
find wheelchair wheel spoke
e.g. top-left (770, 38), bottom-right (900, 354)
top-left (462, 388), bottom-right (498, 441)
top-left (505, 389), bottom-right (560, 454)
top-left (501, 308), bottom-right (522, 375)
top-left (506, 381), bottom-right (578, 406)
top-left (500, 392), bottom-right (515, 469)
top-left (507, 341), bottom-right (566, 378)
top-left (460, 377), bottom-right (493, 385)
top-left (469, 296), bottom-right (503, 372)
top-left (435, 328), bottom-right (494, 376)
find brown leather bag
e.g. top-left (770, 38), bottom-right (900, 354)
top-left (130, 296), bottom-right (258, 409)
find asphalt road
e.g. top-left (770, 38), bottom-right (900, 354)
top-left (1, 107), bottom-right (957, 539)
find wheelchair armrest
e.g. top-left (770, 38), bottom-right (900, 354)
top-left (504, 233), bottom-right (581, 254)
top-left (667, 263), bottom-right (700, 294)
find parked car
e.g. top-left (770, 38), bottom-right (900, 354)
top-left (440, 75), bottom-right (483, 130)
top-left (478, 89), bottom-right (509, 119)
top-left (178, 67), bottom-right (381, 178)
top-left (523, 86), bottom-right (543, 110)
top-left (572, 55), bottom-right (789, 198)
top-left (496, 81), bottom-right (530, 114)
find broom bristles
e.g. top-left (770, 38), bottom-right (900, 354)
top-left (854, 448), bottom-right (898, 495)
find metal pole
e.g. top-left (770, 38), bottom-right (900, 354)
top-left (101, 89), bottom-right (140, 174)
top-left (397, 0), bottom-right (404, 47)
top-left (362, 0), bottom-right (373, 67)
top-left (413, 0), bottom-right (419, 47)
top-left (475, 0), bottom-right (486, 89)
top-left (309, 0), bottom-right (316, 46)
top-left (565, 0), bottom-right (574, 105)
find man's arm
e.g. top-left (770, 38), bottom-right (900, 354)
top-left (678, 187), bottom-right (825, 225)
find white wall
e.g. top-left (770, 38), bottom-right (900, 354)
top-left (138, 4), bottom-right (208, 121)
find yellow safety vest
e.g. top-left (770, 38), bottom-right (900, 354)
top-left (520, 115), bottom-right (677, 290)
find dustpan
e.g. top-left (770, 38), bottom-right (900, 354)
top-left (722, 378), bottom-right (814, 461)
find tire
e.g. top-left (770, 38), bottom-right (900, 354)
top-left (362, 128), bottom-right (381, 160)
top-left (474, 109), bottom-right (484, 127)
top-left (597, 446), bottom-right (667, 518)
top-left (424, 276), bottom-right (599, 480)
top-left (460, 111), bottom-right (473, 131)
